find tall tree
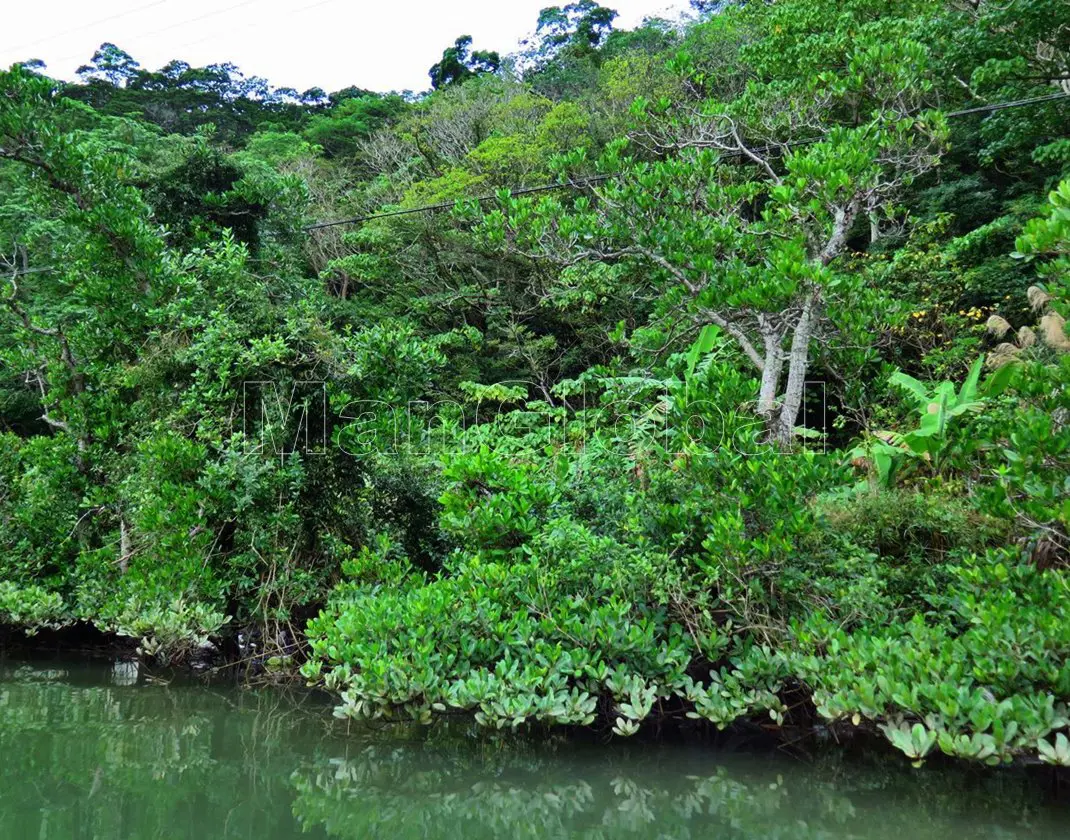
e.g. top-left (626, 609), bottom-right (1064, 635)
top-left (76, 42), bottom-right (141, 87)
top-left (490, 1), bottom-right (947, 444)
top-left (531, 1), bottom-right (618, 58)
top-left (429, 35), bottom-right (501, 90)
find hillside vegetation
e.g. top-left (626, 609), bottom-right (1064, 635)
top-left (1, 0), bottom-right (1069, 766)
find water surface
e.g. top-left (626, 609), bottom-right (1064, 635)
top-left (0, 657), bottom-right (1066, 839)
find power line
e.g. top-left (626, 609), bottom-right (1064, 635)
top-left (0, 0), bottom-right (169, 57)
top-left (48, 0), bottom-right (266, 68)
top-left (168, 0), bottom-right (346, 55)
top-left (134, 0), bottom-right (272, 45)
top-left (3, 266), bottom-right (56, 279)
top-left (304, 91), bottom-right (1070, 233)
top-left (944, 91), bottom-right (1070, 118)
top-left (303, 175), bottom-right (614, 232)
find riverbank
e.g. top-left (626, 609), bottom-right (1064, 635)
top-left (5, 580), bottom-right (1069, 776)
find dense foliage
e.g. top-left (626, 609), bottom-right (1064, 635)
top-left (2, 0), bottom-right (1069, 766)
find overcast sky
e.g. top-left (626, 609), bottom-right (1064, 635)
top-left (2, 0), bottom-right (687, 94)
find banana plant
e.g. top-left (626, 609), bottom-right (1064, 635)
top-left (685, 323), bottom-right (723, 382)
top-left (851, 357), bottom-right (1017, 487)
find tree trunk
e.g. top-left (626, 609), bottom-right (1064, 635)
top-left (774, 293), bottom-right (816, 446)
top-left (119, 517), bottom-right (131, 574)
top-left (756, 323), bottom-right (784, 419)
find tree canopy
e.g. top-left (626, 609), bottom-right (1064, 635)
top-left (429, 35), bottom-right (502, 89)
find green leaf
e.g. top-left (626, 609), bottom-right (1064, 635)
top-left (889, 371), bottom-right (930, 406)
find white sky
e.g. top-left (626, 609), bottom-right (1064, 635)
top-left (2, 0), bottom-right (686, 94)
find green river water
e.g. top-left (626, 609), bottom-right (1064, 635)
top-left (0, 657), bottom-right (1067, 839)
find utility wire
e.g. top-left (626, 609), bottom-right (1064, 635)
top-left (943, 91), bottom-right (1070, 118)
top-left (304, 91), bottom-right (1070, 233)
top-left (48, 0), bottom-right (266, 68)
top-left (122, 0), bottom-right (265, 44)
top-left (169, 0), bottom-right (346, 54)
top-left (303, 175), bottom-right (615, 231)
top-left (0, 0), bottom-right (170, 57)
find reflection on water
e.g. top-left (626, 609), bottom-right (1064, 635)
top-left (0, 659), bottom-right (1066, 839)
